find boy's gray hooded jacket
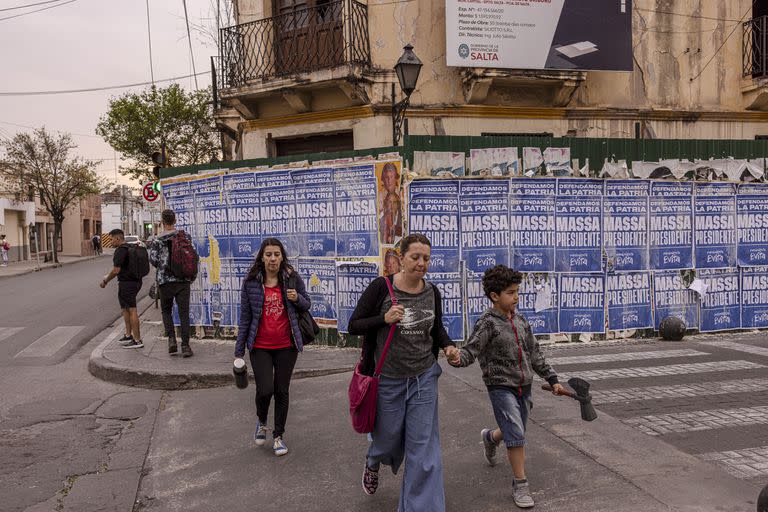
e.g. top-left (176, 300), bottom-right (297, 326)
top-left (457, 308), bottom-right (558, 390)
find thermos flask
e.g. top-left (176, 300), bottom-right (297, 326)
top-left (233, 358), bottom-right (248, 389)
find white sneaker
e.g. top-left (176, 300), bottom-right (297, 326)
top-left (273, 436), bottom-right (288, 456)
top-left (254, 421), bottom-right (267, 446)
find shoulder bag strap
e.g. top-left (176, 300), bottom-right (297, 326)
top-left (373, 276), bottom-right (398, 377)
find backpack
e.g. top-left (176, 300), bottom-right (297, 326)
top-left (168, 230), bottom-right (199, 280)
top-left (126, 245), bottom-right (150, 280)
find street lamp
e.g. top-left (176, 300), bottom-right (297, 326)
top-left (392, 44), bottom-right (422, 147)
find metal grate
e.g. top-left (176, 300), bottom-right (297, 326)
top-left (218, 0), bottom-right (370, 88)
top-left (743, 16), bottom-right (768, 78)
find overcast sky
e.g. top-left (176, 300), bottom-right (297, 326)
top-left (0, 0), bottom-right (221, 187)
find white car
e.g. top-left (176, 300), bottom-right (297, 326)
top-left (124, 235), bottom-right (145, 247)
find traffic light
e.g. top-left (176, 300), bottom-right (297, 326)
top-left (151, 146), bottom-right (168, 179)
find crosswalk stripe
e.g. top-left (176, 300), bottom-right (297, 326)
top-left (700, 446), bottom-right (768, 479)
top-left (0, 327), bottom-right (25, 343)
top-left (590, 377), bottom-right (768, 404)
top-left (562, 360), bottom-right (764, 381)
top-left (623, 406), bottom-right (768, 436)
top-left (14, 326), bottom-right (85, 358)
top-left (548, 349), bottom-right (709, 366)
top-left (698, 340), bottom-right (768, 358)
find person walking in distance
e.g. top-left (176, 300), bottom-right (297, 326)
top-left (91, 233), bottom-right (102, 255)
top-left (100, 229), bottom-right (149, 349)
top-left (349, 233), bottom-right (460, 512)
top-left (234, 238), bottom-right (311, 457)
top-left (0, 234), bottom-right (9, 266)
top-left (148, 209), bottom-right (198, 357)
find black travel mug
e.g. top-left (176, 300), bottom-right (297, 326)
top-left (233, 358), bottom-right (248, 389)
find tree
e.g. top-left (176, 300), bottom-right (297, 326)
top-left (96, 84), bottom-right (220, 181)
top-left (0, 128), bottom-right (102, 264)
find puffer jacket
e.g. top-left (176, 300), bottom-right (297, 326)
top-left (457, 308), bottom-right (558, 392)
top-left (234, 269), bottom-right (311, 357)
top-left (148, 230), bottom-right (188, 285)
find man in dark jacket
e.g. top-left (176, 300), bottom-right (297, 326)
top-left (149, 209), bottom-right (196, 357)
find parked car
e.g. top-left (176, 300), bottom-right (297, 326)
top-left (124, 235), bottom-right (145, 247)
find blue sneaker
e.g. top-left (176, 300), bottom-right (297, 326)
top-left (254, 420), bottom-right (267, 446)
top-left (273, 436), bottom-right (288, 456)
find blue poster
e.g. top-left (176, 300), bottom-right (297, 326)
top-left (430, 272), bottom-right (464, 341)
top-left (510, 179), bottom-right (556, 272)
top-left (604, 179), bottom-right (651, 197)
top-left (650, 181), bottom-right (693, 197)
top-left (649, 195), bottom-right (693, 271)
top-left (465, 271), bottom-right (487, 334)
top-left (409, 179), bottom-right (459, 198)
top-left (606, 272), bottom-right (653, 330)
top-left (292, 168), bottom-right (336, 257)
top-left (741, 266), bottom-right (768, 328)
top-left (652, 270), bottom-right (699, 330)
top-left (694, 194), bottom-right (737, 269)
top-left (518, 273), bottom-right (558, 334)
top-left (698, 268), bottom-right (740, 332)
top-left (604, 196), bottom-right (649, 271)
top-left (556, 178), bottom-right (604, 197)
top-left (555, 195), bottom-right (603, 273)
top-left (737, 192), bottom-right (768, 266)
top-left (257, 175), bottom-right (298, 258)
top-left (297, 258), bottom-right (337, 323)
top-left (335, 166), bottom-right (379, 257)
top-left (558, 274), bottom-right (605, 333)
top-left (336, 262), bottom-right (379, 333)
top-left (696, 182), bottom-right (737, 197)
top-left (460, 180), bottom-right (510, 272)
top-left (255, 169), bottom-right (293, 188)
top-left (408, 180), bottom-right (460, 272)
top-left (225, 172), bottom-right (260, 259)
top-left (160, 179), bottom-right (190, 212)
top-left (228, 258), bottom-right (254, 328)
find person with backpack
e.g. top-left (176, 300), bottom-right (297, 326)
top-left (100, 228), bottom-right (149, 349)
top-left (91, 233), bottom-right (102, 255)
top-left (148, 209), bottom-right (198, 357)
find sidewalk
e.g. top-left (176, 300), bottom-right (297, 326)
top-left (88, 297), bottom-right (362, 390)
top-left (0, 252), bottom-right (106, 279)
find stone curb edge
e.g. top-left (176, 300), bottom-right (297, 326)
top-left (0, 254), bottom-right (102, 280)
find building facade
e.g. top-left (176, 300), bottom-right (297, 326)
top-left (0, 193), bottom-right (35, 263)
top-left (214, 1), bottom-right (768, 159)
top-left (60, 194), bottom-right (102, 256)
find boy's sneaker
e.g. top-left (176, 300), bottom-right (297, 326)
top-left (121, 339), bottom-right (144, 349)
top-left (513, 479), bottom-right (535, 508)
top-left (362, 464), bottom-right (379, 495)
top-left (481, 428), bottom-right (500, 466)
top-left (117, 335), bottom-right (135, 346)
top-left (273, 436), bottom-right (288, 456)
top-left (253, 420), bottom-right (267, 446)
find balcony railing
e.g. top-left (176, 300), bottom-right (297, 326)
top-left (218, 0), bottom-right (370, 88)
top-left (744, 16), bottom-right (768, 78)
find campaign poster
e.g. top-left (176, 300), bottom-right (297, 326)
top-left (465, 271), bottom-right (488, 335)
top-left (603, 195), bottom-right (649, 271)
top-left (459, 180), bottom-right (510, 272)
top-left (430, 272), bottom-right (465, 341)
top-left (606, 272), bottom-right (653, 331)
top-left (650, 181), bottom-right (694, 197)
top-left (336, 262), bottom-right (379, 333)
top-left (518, 273), bottom-right (558, 335)
top-left (227, 258), bottom-right (254, 328)
top-left (543, 147), bottom-right (571, 176)
top-left (292, 168), bottom-right (336, 257)
top-left (224, 172), bottom-right (260, 259)
top-left (605, 179), bottom-right (651, 197)
top-left (652, 270), bottom-right (699, 330)
top-left (413, 151), bottom-right (466, 177)
top-left (335, 165), bottom-right (379, 257)
top-left (509, 178), bottom-right (556, 272)
top-left (555, 179), bottom-right (603, 272)
top-left (737, 191), bottom-right (768, 267)
top-left (297, 258), bottom-right (337, 324)
top-left (256, 171), bottom-right (298, 258)
top-left (469, 147), bottom-right (518, 176)
top-left (408, 180), bottom-right (460, 272)
top-left (558, 274), bottom-right (606, 333)
top-left (694, 193), bottom-right (737, 269)
top-left (649, 194), bottom-right (693, 271)
top-left (741, 266), bottom-right (768, 329)
top-left (375, 160), bottom-right (404, 245)
top-left (160, 177), bottom-right (191, 213)
top-left (698, 268), bottom-right (740, 332)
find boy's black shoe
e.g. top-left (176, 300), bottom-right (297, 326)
top-left (122, 339), bottom-right (144, 349)
top-left (117, 335), bottom-right (135, 346)
top-left (168, 339), bottom-right (178, 355)
top-left (181, 344), bottom-right (193, 358)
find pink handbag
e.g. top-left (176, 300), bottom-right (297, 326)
top-left (348, 276), bottom-right (397, 434)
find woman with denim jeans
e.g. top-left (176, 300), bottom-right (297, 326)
top-left (348, 234), bottom-right (460, 512)
top-left (234, 238), bottom-right (310, 457)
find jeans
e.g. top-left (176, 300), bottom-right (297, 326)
top-left (249, 347), bottom-right (298, 438)
top-left (366, 362), bottom-right (445, 512)
top-left (488, 387), bottom-right (532, 448)
top-left (159, 281), bottom-right (191, 345)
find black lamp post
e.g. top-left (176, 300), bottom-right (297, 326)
top-left (392, 44), bottom-right (422, 147)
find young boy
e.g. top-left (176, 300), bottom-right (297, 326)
top-left (448, 265), bottom-right (562, 509)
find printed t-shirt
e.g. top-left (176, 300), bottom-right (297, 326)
top-left (253, 285), bottom-right (292, 349)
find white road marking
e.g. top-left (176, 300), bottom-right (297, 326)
top-left (700, 446), bottom-right (768, 479)
top-left (623, 406), bottom-right (768, 436)
top-left (591, 378), bottom-right (768, 404)
top-left (698, 340), bottom-right (768, 358)
top-left (0, 327), bottom-right (25, 343)
top-left (548, 349), bottom-right (709, 366)
top-left (14, 326), bottom-right (85, 358)
top-left (562, 360), bottom-right (764, 381)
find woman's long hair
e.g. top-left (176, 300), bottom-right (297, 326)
top-left (245, 238), bottom-right (294, 282)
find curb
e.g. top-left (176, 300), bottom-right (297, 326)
top-left (88, 299), bottom-right (356, 390)
top-left (0, 254), bottom-right (104, 280)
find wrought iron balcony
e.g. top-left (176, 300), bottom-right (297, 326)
top-left (744, 16), bottom-right (768, 78)
top-left (218, 0), bottom-right (370, 89)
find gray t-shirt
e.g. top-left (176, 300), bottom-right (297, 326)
top-left (375, 282), bottom-right (436, 378)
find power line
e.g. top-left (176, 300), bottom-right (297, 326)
top-left (182, 0), bottom-right (199, 90)
top-left (690, 1), bottom-right (755, 82)
top-left (0, 71), bottom-right (210, 96)
top-left (0, 0), bottom-right (79, 22)
top-left (0, 0), bottom-right (63, 13)
top-left (145, 0), bottom-right (155, 85)
top-left (635, 7), bottom-right (743, 23)
top-left (0, 120), bottom-right (101, 138)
